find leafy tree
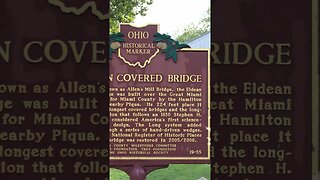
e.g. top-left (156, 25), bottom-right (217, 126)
top-left (110, 0), bottom-right (153, 33)
top-left (175, 8), bottom-right (210, 43)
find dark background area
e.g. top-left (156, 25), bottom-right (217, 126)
top-left (211, 0), bottom-right (314, 179)
top-left (0, 0), bottom-right (109, 179)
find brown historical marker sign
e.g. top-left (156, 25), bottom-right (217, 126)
top-left (0, 1), bottom-right (108, 179)
top-left (109, 24), bottom-right (210, 163)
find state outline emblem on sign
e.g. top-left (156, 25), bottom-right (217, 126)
top-left (109, 24), bottom-right (191, 68)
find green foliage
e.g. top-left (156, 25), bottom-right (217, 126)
top-left (110, 0), bottom-right (153, 33)
top-left (110, 32), bottom-right (125, 42)
top-left (110, 168), bottom-right (129, 180)
top-left (148, 164), bottom-right (210, 180)
top-left (175, 8), bottom-right (210, 43)
top-left (110, 164), bottom-right (211, 180)
top-left (153, 33), bottom-right (190, 63)
top-left (109, 32), bottom-right (124, 58)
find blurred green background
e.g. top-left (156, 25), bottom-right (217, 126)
top-left (110, 164), bottom-right (210, 180)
